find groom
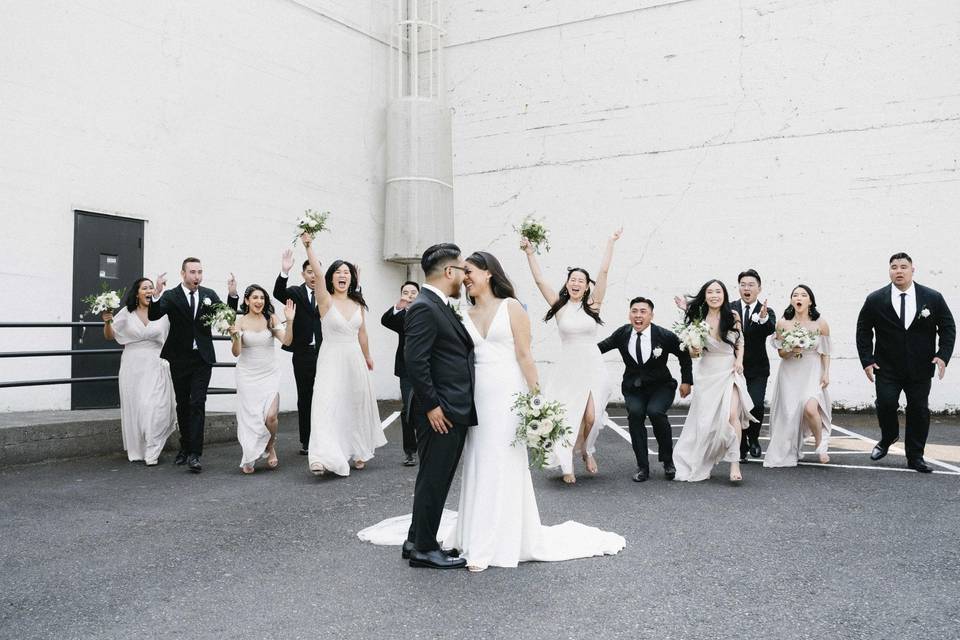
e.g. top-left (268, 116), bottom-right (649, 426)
top-left (402, 243), bottom-right (476, 569)
top-left (150, 258), bottom-right (238, 473)
top-left (856, 252), bottom-right (955, 472)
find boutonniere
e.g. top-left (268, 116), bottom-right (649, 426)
top-left (448, 301), bottom-right (463, 323)
top-left (202, 296), bottom-right (212, 307)
top-left (652, 347), bottom-right (663, 358)
top-left (919, 306), bottom-right (931, 318)
top-left (750, 313), bottom-right (761, 323)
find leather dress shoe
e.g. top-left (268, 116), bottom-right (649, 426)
top-left (402, 541), bottom-right (460, 560)
top-left (174, 451), bottom-right (188, 465)
top-left (907, 458), bottom-right (933, 473)
top-left (187, 455), bottom-right (202, 473)
top-left (408, 549), bottom-right (467, 569)
top-left (402, 453), bottom-right (416, 467)
top-left (749, 441), bottom-right (762, 458)
top-left (632, 468), bottom-right (649, 482)
top-left (870, 439), bottom-right (897, 461)
top-left (663, 462), bottom-right (676, 481)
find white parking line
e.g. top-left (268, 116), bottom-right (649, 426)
top-left (829, 423), bottom-right (960, 474)
top-left (381, 411), bottom-right (400, 430)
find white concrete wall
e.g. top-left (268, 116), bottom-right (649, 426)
top-left (0, 0), bottom-right (403, 412)
top-left (443, 0), bottom-right (960, 410)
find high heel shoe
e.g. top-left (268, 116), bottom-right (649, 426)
top-left (309, 462), bottom-right (325, 476)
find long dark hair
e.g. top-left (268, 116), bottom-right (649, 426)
top-left (124, 277), bottom-right (153, 312)
top-left (544, 267), bottom-right (603, 325)
top-left (325, 260), bottom-right (368, 309)
top-left (465, 251), bottom-right (518, 305)
top-left (683, 279), bottom-right (740, 349)
top-left (239, 284), bottom-right (275, 320)
top-left (783, 284), bottom-right (821, 321)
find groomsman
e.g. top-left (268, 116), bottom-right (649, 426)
top-left (150, 258), bottom-right (238, 472)
top-left (274, 249), bottom-right (323, 455)
top-left (598, 297), bottom-right (693, 482)
top-left (733, 269), bottom-right (776, 461)
top-left (856, 252), bottom-right (955, 473)
top-left (381, 281), bottom-right (421, 466)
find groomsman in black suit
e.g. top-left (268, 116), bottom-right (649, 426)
top-left (274, 248), bottom-right (323, 455)
top-left (598, 297), bottom-right (693, 482)
top-left (149, 258), bottom-right (238, 472)
top-left (856, 252), bottom-right (955, 473)
top-left (381, 281), bottom-right (421, 466)
top-left (732, 269), bottom-right (776, 462)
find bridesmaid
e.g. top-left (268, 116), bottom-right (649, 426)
top-left (301, 232), bottom-right (386, 476)
top-left (764, 285), bottom-right (832, 467)
top-left (228, 284), bottom-right (294, 474)
top-left (101, 277), bottom-right (176, 466)
top-left (672, 280), bottom-right (755, 482)
top-left (520, 228), bottom-right (621, 484)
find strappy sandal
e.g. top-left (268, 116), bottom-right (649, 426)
top-left (582, 453), bottom-right (598, 475)
top-left (353, 459), bottom-right (366, 470)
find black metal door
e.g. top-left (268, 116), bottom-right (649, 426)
top-left (71, 211), bottom-right (144, 409)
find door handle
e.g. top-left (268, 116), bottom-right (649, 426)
top-left (78, 314), bottom-right (87, 345)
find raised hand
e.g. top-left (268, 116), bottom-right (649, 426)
top-left (101, 311), bottom-right (114, 324)
top-left (300, 231), bottom-right (312, 248)
top-left (519, 237), bottom-right (534, 254)
top-left (281, 248), bottom-right (294, 275)
top-left (674, 295), bottom-right (688, 311)
top-left (285, 299), bottom-right (296, 319)
top-left (758, 299), bottom-right (769, 321)
top-left (227, 272), bottom-right (237, 297)
top-left (611, 227), bottom-right (623, 241)
top-left (155, 272), bottom-right (167, 295)
top-left (396, 298), bottom-right (410, 311)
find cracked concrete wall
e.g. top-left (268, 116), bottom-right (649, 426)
top-left (444, 0), bottom-right (960, 410)
top-left (0, 0), bottom-right (401, 412)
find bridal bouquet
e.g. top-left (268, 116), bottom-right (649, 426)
top-left (83, 283), bottom-right (124, 316)
top-left (201, 303), bottom-right (237, 336)
top-left (511, 390), bottom-right (571, 469)
top-left (780, 323), bottom-right (820, 358)
top-left (294, 208), bottom-right (331, 243)
top-left (672, 316), bottom-right (710, 353)
top-left (514, 216), bottom-right (551, 254)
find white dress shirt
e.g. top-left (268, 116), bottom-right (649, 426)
top-left (628, 326), bottom-right (652, 363)
top-left (421, 283), bottom-right (449, 306)
top-left (891, 283), bottom-right (917, 329)
top-left (181, 283), bottom-right (201, 349)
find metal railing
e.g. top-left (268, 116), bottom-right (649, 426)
top-left (0, 321), bottom-right (236, 393)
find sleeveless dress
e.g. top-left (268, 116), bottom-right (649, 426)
top-left (235, 327), bottom-right (280, 468)
top-left (543, 302), bottom-right (612, 474)
top-left (307, 304), bottom-right (386, 476)
top-left (763, 335), bottom-right (832, 467)
top-left (673, 332), bottom-right (755, 482)
top-left (357, 299), bottom-right (625, 569)
top-left (111, 308), bottom-right (176, 464)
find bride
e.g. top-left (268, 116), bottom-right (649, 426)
top-left (359, 251), bottom-right (625, 571)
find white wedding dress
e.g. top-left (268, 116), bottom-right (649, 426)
top-left (358, 298), bottom-right (625, 569)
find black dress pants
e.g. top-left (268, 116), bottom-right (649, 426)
top-left (875, 374), bottom-right (932, 460)
top-left (740, 375), bottom-right (767, 456)
top-left (169, 352), bottom-right (212, 456)
top-left (292, 346), bottom-right (319, 448)
top-left (624, 381), bottom-right (676, 471)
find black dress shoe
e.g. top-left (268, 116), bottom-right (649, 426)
top-left (870, 439), bottom-right (897, 461)
top-left (174, 451), bottom-right (188, 465)
top-left (187, 455), bottom-right (202, 473)
top-left (663, 462), bottom-right (676, 480)
top-left (402, 453), bottom-right (416, 467)
top-left (298, 447), bottom-right (308, 456)
top-left (403, 540), bottom-right (460, 560)
top-left (907, 458), bottom-right (933, 473)
top-left (632, 468), bottom-right (649, 483)
top-left (409, 549), bottom-right (467, 569)
top-left (749, 441), bottom-right (762, 458)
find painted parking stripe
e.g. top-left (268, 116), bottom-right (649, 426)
top-left (381, 411), bottom-right (400, 430)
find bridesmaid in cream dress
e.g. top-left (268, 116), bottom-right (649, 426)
top-left (672, 280), bottom-right (756, 483)
top-left (301, 233), bottom-right (386, 477)
top-left (228, 284), bottom-right (294, 474)
top-left (102, 277), bottom-right (176, 466)
top-left (520, 228), bottom-right (622, 484)
top-left (764, 285), bottom-right (832, 467)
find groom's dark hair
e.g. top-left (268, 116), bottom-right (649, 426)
top-left (737, 269), bottom-right (762, 286)
top-left (629, 296), bottom-right (654, 310)
top-left (889, 252), bottom-right (913, 264)
top-left (421, 243), bottom-right (462, 276)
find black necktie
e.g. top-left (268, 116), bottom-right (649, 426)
top-left (743, 302), bottom-right (751, 326)
top-left (309, 289), bottom-right (315, 313)
top-left (189, 290), bottom-right (196, 320)
top-left (636, 332), bottom-right (644, 364)
top-left (900, 293), bottom-right (907, 329)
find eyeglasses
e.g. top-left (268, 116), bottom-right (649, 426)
top-left (445, 265), bottom-right (466, 273)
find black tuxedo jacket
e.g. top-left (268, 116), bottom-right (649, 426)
top-left (381, 306), bottom-right (407, 378)
top-left (149, 286), bottom-right (238, 365)
top-left (856, 283), bottom-right (956, 381)
top-left (598, 323), bottom-right (693, 395)
top-left (403, 289), bottom-right (477, 426)
top-left (731, 300), bottom-right (776, 378)
top-left (273, 275), bottom-right (322, 354)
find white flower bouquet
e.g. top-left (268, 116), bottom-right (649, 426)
top-left (294, 209), bottom-right (331, 244)
top-left (511, 390), bottom-right (571, 469)
top-left (201, 303), bottom-right (237, 336)
top-left (83, 283), bottom-right (124, 316)
top-left (780, 323), bottom-right (820, 358)
top-left (514, 216), bottom-right (551, 254)
top-left (672, 316), bottom-right (710, 354)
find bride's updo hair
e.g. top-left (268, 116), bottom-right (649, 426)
top-left (465, 251), bottom-right (518, 305)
